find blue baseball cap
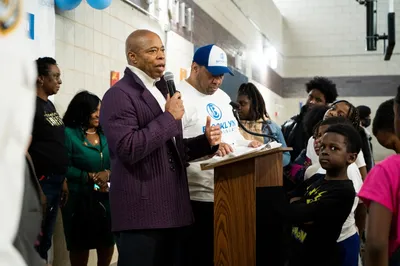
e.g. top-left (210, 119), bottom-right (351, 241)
top-left (193, 44), bottom-right (234, 76)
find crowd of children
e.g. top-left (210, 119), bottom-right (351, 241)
top-left (272, 84), bottom-right (400, 266)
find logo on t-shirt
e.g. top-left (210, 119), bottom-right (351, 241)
top-left (45, 112), bottom-right (64, 127)
top-left (206, 103), bottom-right (222, 120)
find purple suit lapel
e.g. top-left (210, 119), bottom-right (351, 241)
top-left (124, 68), bottom-right (163, 117)
top-left (124, 68), bottom-right (185, 165)
top-left (142, 89), bottom-right (163, 117)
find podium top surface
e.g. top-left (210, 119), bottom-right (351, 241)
top-left (200, 147), bottom-right (292, 170)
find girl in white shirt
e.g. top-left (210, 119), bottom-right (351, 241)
top-left (306, 100), bottom-right (368, 180)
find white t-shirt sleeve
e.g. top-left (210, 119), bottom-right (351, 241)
top-left (306, 137), bottom-right (319, 164)
top-left (182, 103), bottom-right (195, 130)
top-left (347, 164), bottom-right (364, 193)
top-left (355, 150), bottom-right (366, 168)
top-left (305, 163), bottom-right (323, 180)
top-left (180, 86), bottom-right (200, 136)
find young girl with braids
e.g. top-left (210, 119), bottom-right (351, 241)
top-left (236, 82), bottom-right (290, 166)
top-left (236, 82), bottom-right (291, 265)
top-left (306, 100), bottom-right (369, 180)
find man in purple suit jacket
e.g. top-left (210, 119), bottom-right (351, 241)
top-left (100, 30), bottom-right (222, 266)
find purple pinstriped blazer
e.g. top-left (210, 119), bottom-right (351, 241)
top-left (100, 68), bottom-right (216, 232)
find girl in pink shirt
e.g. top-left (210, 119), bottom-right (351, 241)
top-left (358, 91), bottom-right (400, 266)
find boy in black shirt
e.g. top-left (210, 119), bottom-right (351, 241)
top-left (277, 123), bottom-right (362, 266)
top-left (29, 57), bottom-right (69, 263)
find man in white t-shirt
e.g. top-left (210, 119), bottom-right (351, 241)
top-left (178, 44), bottom-right (262, 266)
top-left (1, 0), bottom-right (37, 265)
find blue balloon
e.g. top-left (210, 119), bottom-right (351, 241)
top-left (55, 0), bottom-right (82, 10)
top-left (87, 0), bottom-right (112, 10)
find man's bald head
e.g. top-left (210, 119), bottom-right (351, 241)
top-left (125, 30), bottom-right (160, 63)
top-left (125, 29), bottom-right (166, 79)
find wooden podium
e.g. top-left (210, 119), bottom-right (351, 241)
top-left (201, 147), bottom-right (291, 266)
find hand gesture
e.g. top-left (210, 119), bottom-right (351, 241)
top-left (216, 143), bottom-right (234, 157)
top-left (165, 92), bottom-right (184, 120)
top-left (93, 171), bottom-right (109, 187)
top-left (248, 140), bottom-right (263, 148)
top-left (204, 116), bottom-right (221, 146)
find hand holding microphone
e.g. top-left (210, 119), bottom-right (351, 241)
top-left (164, 71), bottom-right (178, 98)
top-left (166, 92), bottom-right (184, 120)
top-left (164, 71), bottom-right (184, 120)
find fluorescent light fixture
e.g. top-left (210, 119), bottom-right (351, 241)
top-left (174, 1), bottom-right (180, 24)
top-left (234, 54), bottom-right (241, 70)
top-left (248, 18), bottom-right (261, 32)
top-left (389, 0), bottom-right (394, 12)
top-left (187, 7), bottom-right (193, 31)
top-left (264, 46), bottom-right (278, 70)
top-left (180, 2), bottom-right (186, 27)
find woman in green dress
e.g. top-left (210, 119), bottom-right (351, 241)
top-left (62, 90), bottom-right (114, 266)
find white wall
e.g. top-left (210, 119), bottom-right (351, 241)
top-left (250, 80), bottom-right (286, 125)
top-left (282, 96), bottom-right (395, 161)
top-left (165, 31), bottom-right (194, 81)
top-left (274, 0), bottom-right (400, 77)
top-left (54, 0), bottom-right (165, 116)
top-left (194, 0), bottom-right (285, 77)
top-left (272, 0), bottom-right (398, 161)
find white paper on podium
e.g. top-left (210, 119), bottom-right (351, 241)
top-left (201, 141), bottom-right (282, 165)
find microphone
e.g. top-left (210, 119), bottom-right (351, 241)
top-left (230, 101), bottom-right (240, 110)
top-left (229, 101), bottom-right (279, 143)
top-left (164, 71), bottom-right (177, 96)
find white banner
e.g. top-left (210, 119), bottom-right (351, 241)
top-left (25, 0), bottom-right (56, 59)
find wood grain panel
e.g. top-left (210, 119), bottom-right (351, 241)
top-left (255, 152), bottom-right (283, 187)
top-left (201, 147), bottom-right (291, 170)
top-left (214, 159), bottom-right (256, 266)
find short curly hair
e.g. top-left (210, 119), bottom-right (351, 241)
top-left (325, 123), bottom-right (362, 154)
top-left (36, 57), bottom-right (57, 77)
top-left (305, 77), bottom-right (338, 104)
top-left (356, 105), bottom-right (371, 120)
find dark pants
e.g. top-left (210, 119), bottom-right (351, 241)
top-left (338, 233), bottom-right (360, 266)
top-left (115, 226), bottom-right (191, 266)
top-left (36, 175), bottom-right (64, 261)
top-left (188, 200), bottom-right (214, 266)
